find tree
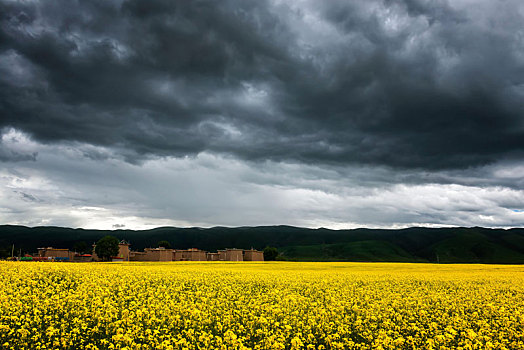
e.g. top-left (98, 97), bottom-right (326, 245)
top-left (95, 236), bottom-right (120, 261)
top-left (73, 241), bottom-right (88, 254)
top-left (157, 240), bottom-right (172, 249)
top-left (263, 246), bottom-right (279, 261)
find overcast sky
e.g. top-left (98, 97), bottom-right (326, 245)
top-left (1, 0), bottom-right (524, 230)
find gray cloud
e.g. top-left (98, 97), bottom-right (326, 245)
top-left (1, 0), bottom-right (523, 170)
top-left (13, 190), bottom-right (39, 202)
top-left (0, 128), bottom-right (522, 229)
top-left (0, 137), bottom-right (523, 229)
top-left (0, 127), bottom-right (38, 162)
top-left (1, 0), bottom-right (524, 229)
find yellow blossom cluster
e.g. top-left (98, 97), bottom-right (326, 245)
top-left (1, 261), bottom-right (523, 349)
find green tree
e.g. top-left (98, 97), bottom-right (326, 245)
top-left (95, 236), bottom-right (120, 261)
top-left (157, 240), bottom-right (172, 249)
top-left (73, 241), bottom-right (88, 254)
top-left (263, 246), bottom-right (279, 261)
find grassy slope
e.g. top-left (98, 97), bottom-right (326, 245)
top-left (280, 240), bottom-right (425, 262)
top-left (425, 231), bottom-right (524, 264)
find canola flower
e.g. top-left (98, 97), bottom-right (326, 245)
top-left (0, 261), bottom-right (523, 350)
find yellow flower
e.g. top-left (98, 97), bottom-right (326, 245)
top-left (0, 261), bottom-right (523, 349)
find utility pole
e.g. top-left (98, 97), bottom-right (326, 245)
top-left (11, 244), bottom-right (14, 260)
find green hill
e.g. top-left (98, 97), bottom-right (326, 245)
top-left (0, 225), bottom-right (523, 263)
top-left (425, 230), bottom-right (524, 263)
top-left (280, 240), bottom-right (423, 262)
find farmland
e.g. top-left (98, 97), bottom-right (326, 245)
top-left (1, 262), bottom-right (523, 349)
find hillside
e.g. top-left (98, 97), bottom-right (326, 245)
top-left (1, 225), bottom-right (524, 263)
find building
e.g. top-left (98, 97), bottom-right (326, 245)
top-left (212, 248), bottom-right (264, 261)
top-left (128, 251), bottom-right (147, 261)
top-left (173, 248), bottom-right (207, 261)
top-left (243, 249), bottom-right (264, 261)
top-left (206, 252), bottom-right (220, 261)
top-left (74, 254), bottom-right (93, 262)
top-left (117, 240), bottom-right (130, 261)
top-left (39, 238), bottom-right (266, 263)
top-left (130, 247), bottom-right (174, 261)
top-left (218, 250), bottom-right (227, 261)
top-left (225, 248), bottom-right (243, 261)
top-left (37, 247), bottom-right (74, 261)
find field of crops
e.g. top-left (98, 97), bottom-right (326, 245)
top-left (0, 262), bottom-right (523, 350)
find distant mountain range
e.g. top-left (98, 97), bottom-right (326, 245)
top-left (1, 225), bottom-right (524, 263)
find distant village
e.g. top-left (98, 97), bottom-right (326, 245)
top-left (20, 240), bottom-right (265, 262)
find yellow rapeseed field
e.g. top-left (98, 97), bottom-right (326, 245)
top-left (0, 262), bottom-right (523, 350)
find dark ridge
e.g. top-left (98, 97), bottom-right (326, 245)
top-left (1, 225), bottom-right (523, 263)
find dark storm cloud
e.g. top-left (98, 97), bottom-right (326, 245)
top-left (1, 0), bottom-right (524, 169)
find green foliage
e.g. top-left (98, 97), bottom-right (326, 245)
top-left (73, 241), bottom-right (88, 254)
top-left (94, 236), bottom-right (119, 261)
top-left (157, 240), bottom-right (172, 249)
top-left (263, 246), bottom-right (279, 261)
